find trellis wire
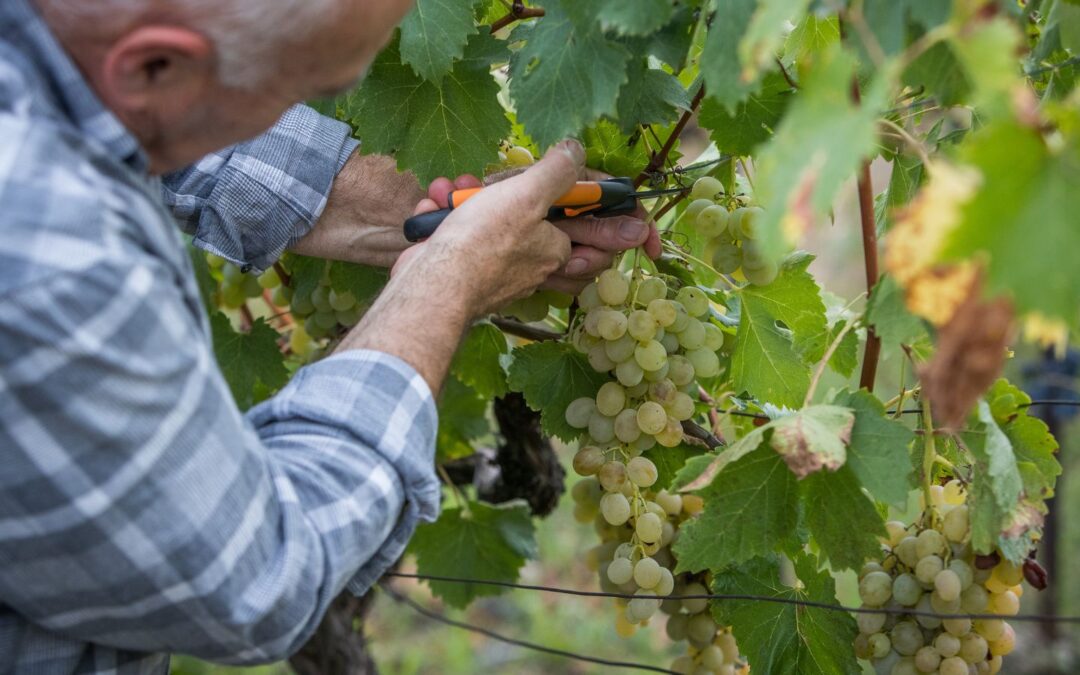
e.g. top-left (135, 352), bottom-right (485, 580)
top-left (385, 572), bottom-right (1080, 625)
top-left (381, 583), bottom-right (680, 674)
top-left (721, 398), bottom-right (1080, 421)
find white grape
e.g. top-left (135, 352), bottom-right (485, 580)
top-left (686, 613), bottom-right (717, 645)
top-left (896, 536), bottom-right (920, 568)
top-left (655, 416), bottom-right (684, 447)
top-left (615, 359), bottom-right (645, 387)
top-left (948, 559), bottom-right (974, 590)
top-left (987, 623), bottom-right (1014, 655)
top-left (598, 460), bottom-right (627, 492)
top-left (942, 617), bottom-right (971, 636)
top-left (934, 569), bottom-right (962, 602)
top-left (636, 512), bottom-right (663, 543)
top-left (667, 614), bottom-right (689, 642)
top-left (589, 412), bottom-right (616, 443)
top-left (636, 401), bottom-right (668, 435)
top-left (588, 344), bottom-right (616, 372)
top-left (643, 360), bottom-right (671, 382)
top-left (675, 286), bottom-right (710, 318)
top-left (627, 310), bottom-right (658, 341)
top-left (934, 632), bottom-right (961, 658)
top-left (915, 555), bottom-right (944, 585)
top-left (647, 299), bottom-right (677, 327)
top-left (857, 609), bottom-right (887, 634)
top-left (565, 397), bottom-right (596, 429)
top-left (579, 283), bottom-right (602, 310)
top-left (628, 590), bottom-right (660, 622)
top-left (690, 176), bottom-right (723, 201)
top-left (605, 334), bottom-right (637, 363)
top-left (655, 567), bottom-right (675, 597)
top-left (916, 529), bottom-right (947, 559)
top-left (686, 348), bottom-right (721, 378)
top-left (660, 332), bottom-right (680, 354)
top-left (600, 492), bottom-right (631, 525)
top-left (939, 656), bottom-right (968, 675)
top-left (627, 456), bottom-right (659, 488)
top-left (987, 590), bottom-right (1019, 616)
top-left (669, 302), bottom-right (690, 333)
top-left (636, 277), bottom-right (668, 305)
top-left (681, 583), bottom-right (708, 614)
top-left (867, 632), bottom-right (891, 658)
top-left (635, 340), bottom-right (668, 371)
top-left (915, 594), bottom-right (942, 629)
top-left (614, 409), bottom-right (642, 443)
top-left (973, 618), bottom-right (1005, 641)
top-left (743, 259), bottom-right (778, 286)
top-left (596, 382), bottom-right (627, 417)
top-left (959, 633), bottom-right (988, 663)
top-left (890, 620), bottom-right (924, 656)
top-left (712, 242), bottom-right (742, 274)
top-left (859, 571), bottom-right (893, 606)
top-left (597, 269), bottom-right (630, 305)
top-left (677, 320), bottom-right (707, 350)
top-left (702, 323), bottom-right (725, 351)
top-left (696, 205), bottom-right (729, 237)
top-left (666, 392), bottom-right (696, 422)
top-left (572, 446), bottom-right (605, 476)
top-left (736, 206), bottom-right (763, 240)
top-left (914, 646), bottom-right (941, 673)
top-left (942, 505), bottom-right (969, 543)
top-left (607, 557), bottom-right (634, 584)
top-left (634, 557), bottom-right (662, 589)
top-left (598, 311), bottom-right (628, 341)
top-left (893, 573), bottom-right (923, 606)
top-left (667, 355), bottom-right (696, 386)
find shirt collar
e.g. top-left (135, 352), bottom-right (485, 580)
top-left (1, 0), bottom-right (149, 172)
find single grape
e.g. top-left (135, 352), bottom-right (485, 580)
top-left (915, 555), bottom-right (944, 585)
top-left (628, 590), bottom-right (660, 622)
top-left (712, 241), bottom-right (742, 274)
top-left (311, 286), bottom-right (332, 313)
top-left (313, 310), bottom-right (338, 330)
top-left (696, 205), bottom-right (730, 237)
top-left (241, 274), bottom-right (263, 298)
top-left (579, 283), bottom-right (602, 311)
top-left (991, 561), bottom-right (1024, 587)
top-left (598, 311), bottom-right (628, 341)
top-left (686, 613), bottom-right (717, 645)
top-left (566, 397), bottom-right (597, 429)
top-left (860, 562), bottom-right (884, 579)
top-left (987, 622), bottom-right (1014, 655)
top-left (690, 176), bottom-right (723, 201)
top-left (931, 589), bottom-right (961, 614)
top-left (916, 529), bottom-right (948, 559)
top-left (743, 259), bottom-right (778, 286)
top-left (588, 412), bottom-right (616, 443)
top-left (890, 620), bottom-right (924, 656)
top-left (987, 590), bottom-right (1019, 616)
top-left (605, 334), bottom-right (637, 363)
top-left (655, 567), bottom-right (675, 597)
top-left (655, 417), bottom-right (684, 447)
top-left (668, 302), bottom-right (690, 333)
top-left (974, 618), bottom-right (1005, 641)
top-left (600, 492), bottom-right (631, 525)
top-left (914, 646), bottom-right (941, 673)
top-left (676, 286), bottom-right (710, 318)
top-left (598, 269), bottom-right (630, 305)
top-left (859, 571), bottom-right (893, 606)
top-left (700, 645), bottom-right (726, 671)
top-left (289, 323), bottom-right (312, 356)
top-left (948, 559), bottom-right (974, 590)
top-left (893, 573), bottom-right (923, 606)
top-left (636, 277), bottom-right (668, 305)
top-left (702, 323), bottom-right (725, 352)
top-left (686, 348), bottom-right (721, 378)
top-left (934, 632), bottom-right (961, 658)
top-left (607, 557), bottom-right (634, 585)
top-left (660, 331), bottom-right (680, 355)
top-left (614, 610), bottom-right (637, 637)
top-left (856, 610), bottom-right (887, 634)
top-left (643, 360), bottom-right (671, 383)
top-left (943, 479), bottom-right (966, 505)
top-left (942, 505), bottom-right (969, 543)
top-left (666, 392), bottom-right (696, 422)
top-left (615, 359), bottom-right (645, 387)
top-left (666, 614), bottom-right (689, 642)
top-left (939, 656), bottom-right (968, 675)
top-left (942, 617), bottom-right (971, 636)
top-left (667, 355), bottom-right (695, 386)
top-left (636, 512), bottom-right (663, 543)
top-left (867, 632), bottom-right (891, 659)
top-left (636, 401), bottom-right (668, 435)
top-left (614, 409), bottom-right (642, 443)
top-left (506, 145), bottom-right (534, 166)
top-left (627, 310), bottom-right (658, 341)
top-left (915, 594), bottom-right (942, 629)
top-left (635, 340), bottom-right (668, 371)
top-left (681, 582), bottom-right (708, 614)
top-left (572, 446), bottom-right (605, 476)
top-left (596, 382), bottom-right (627, 417)
top-left (959, 633), bottom-right (988, 663)
top-left (935, 569), bottom-right (962, 602)
top-left (736, 206), bottom-right (763, 240)
top-left (588, 344), bottom-right (616, 373)
top-left (677, 320), bottom-right (707, 351)
top-left (627, 456), bottom-right (659, 487)
top-left (895, 535), bottom-right (920, 568)
top-left (328, 289), bottom-right (356, 311)
top-left (961, 584), bottom-right (989, 613)
top-left (647, 299), bottom-right (677, 327)
top-left (571, 478), bottom-right (602, 504)
top-left (257, 268), bottom-right (281, 289)
top-left (206, 252), bottom-right (226, 269)
top-left (336, 305), bottom-right (363, 326)
top-left (634, 557), bottom-right (662, 589)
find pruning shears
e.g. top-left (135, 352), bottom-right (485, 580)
top-left (403, 177), bottom-right (684, 242)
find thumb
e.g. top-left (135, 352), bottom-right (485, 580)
top-left (495, 140), bottom-right (585, 218)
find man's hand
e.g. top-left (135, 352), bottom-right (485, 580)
top-left (408, 168), bottom-right (661, 296)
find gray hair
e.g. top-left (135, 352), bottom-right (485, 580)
top-left (38, 0), bottom-right (343, 88)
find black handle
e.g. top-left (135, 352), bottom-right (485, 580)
top-left (404, 208), bottom-right (453, 242)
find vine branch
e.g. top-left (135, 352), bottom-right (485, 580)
top-left (491, 315), bottom-right (563, 341)
top-left (634, 85), bottom-right (706, 188)
top-left (849, 74), bottom-right (882, 392)
top-left (489, 1), bottom-right (545, 33)
top-left (682, 420), bottom-right (723, 449)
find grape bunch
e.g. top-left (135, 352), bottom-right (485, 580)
top-left (855, 480), bottom-right (1020, 675)
top-left (565, 267), bottom-right (746, 674)
top-left (286, 271), bottom-right (364, 342)
top-left (206, 253), bottom-right (282, 309)
top-left (682, 177), bottom-right (778, 287)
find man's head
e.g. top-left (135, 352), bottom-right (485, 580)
top-left (36, 0), bottom-right (414, 173)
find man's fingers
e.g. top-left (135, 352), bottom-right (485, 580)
top-left (557, 215), bottom-right (650, 252)
top-left (453, 174), bottom-right (482, 190)
top-left (427, 177), bottom-right (454, 208)
top-left (643, 223), bottom-right (662, 259)
top-left (412, 197), bottom-right (440, 216)
top-left (562, 245), bottom-right (615, 279)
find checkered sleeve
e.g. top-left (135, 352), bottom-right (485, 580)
top-left (161, 104), bottom-right (359, 273)
top-left (0, 251), bottom-right (439, 663)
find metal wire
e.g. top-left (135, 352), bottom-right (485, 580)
top-left (385, 572), bottom-right (1080, 624)
top-left (719, 398), bottom-right (1080, 421)
top-left (381, 583), bottom-right (680, 674)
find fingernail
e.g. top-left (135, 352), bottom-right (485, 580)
top-left (619, 220), bottom-right (646, 242)
top-left (559, 139), bottom-right (585, 164)
top-left (565, 258), bottom-right (589, 275)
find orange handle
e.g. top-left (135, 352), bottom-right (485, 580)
top-left (448, 182), bottom-right (604, 208)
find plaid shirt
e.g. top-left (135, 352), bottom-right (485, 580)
top-left (0, 1), bottom-right (440, 673)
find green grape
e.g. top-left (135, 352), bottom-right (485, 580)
top-left (598, 311), bottom-right (628, 341)
top-left (914, 646), bottom-right (941, 673)
top-left (605, 334), bottom-right (636, 363)
top-left (696, 205), bottom-right (729, 237)
top-left (598, 269), bottom-right (630, 305)
top-left (271, 286), bottom-right (290, 307)
top-left (596, 382), bottom-right (626, 417)
top-left (655, 416), bottom-right (683, 447)
top-left (540, 290), bottom-right (574, 309)
top-left (579, 283), bottom-right (602, 311)
top-left (712, 242), bottom-right (742, 274)
top-left (614, 409), bottom-right (642, 443)
top-left (939, 656), bottom-right (968, 675)
top-left (859, 571), bottom-right (893, 606)
top-left (601, 492), bottom-right (631, 525)
top-left (892, 573), bottom-right (923, 607)
top-left (890, 657), bottom-right (918, 675)
top-left (313, 311), bottom-right (338, 330)
top-left (628, 590), bottom-right (660, 622)
top-left (311, 286), bottom-right (332, 313)
top-left (627, 310), bottom-right (658, 341)
top-left (743, 260), bottom-right (778, 286)
top-left (667, 356), bottom-right (695, 387)
top-left (242, 274), bottom-right (263, 298)
top-left (632, 434), bottom-right (656, 452)
top-left (304, 315), bottom-right (329, 339)
top-left (627, 456), bottom-right (658, 487)
top-left (511, 292), bottom-right (550, 322)
top-left (221, 283), bottom-right (246, 308)
top-left (736, 206), bottom-right (763, 240)
top-left (573, 446), bottom-right (605, 476)
top-left (916, 555), bottom-right (944, 585)
top-left (857, 608), bottom-right (887, 634)
top-left (681, 583), bottom-right (708, 614)
top-left (943, 505), bottom-right (969, 542)
top-left (655, 567), bottom-right (675, 597)
top-left (289, 323), bottom-right (312, 355)
top-left (291, 291), bottom-right (315, 316)
top-left (690, 176), bottom-right (723, 201)
top-left (686, 348), bottom-right (720, 378)
top-left (660, 332), bottom-right (680, 354)
top-left (647, 299), bottom-right (677, 327)
top-left (677, 320), bottom-right (706, 350)
top-left (916, 529), bottom-right (947, 558)
top-left (571, 477), bottom-right (602, 504)
top-left (942, 616), bottom-right (971, 637)
top-left (890, 620), bottom-right (924, 656)
top-left (329, 289), bottom-right (356, 311)
top-left (974, 618), bottom-right (1005, 641)
top-left (701, 645), bottom-right (726, 670)
top-left (588, 412), bottom-right (616, 443)
top-left (648, 378), bottom-right (677, 406)
top-left (222, 263), bottom-right (244, 284)
top-left (959, 633), bottom-right (988, 663)
top-left (506, 145), bottom-right (534, 166)
top-left (686, 613), bottom-right (717, 645)
top-left (588, 344), bottom-right (616, 372)
top-left (915, 595), bottom-right (943, 629)
top-left (633, 557), bottom-right (662, 589)
top-left (935, 632), bottom-right (961, 658)
top-left (636, 401), bottom-right (668, 435)
top-left (635, 340), bottom-right (668, 371)
top-left (566, 397), bottom-right (597, 429)
top-left (666, 615), bottom-right (689, 642)
top-left (934, 569), bottom-right (962, 602)
top-left (336, 305), bottom-right (364, 327)
top-left (636, 277), bottom-right (668, 305)
top-left (932, 590), bottom-right (961, 615)
top-left (666, 392), bottom-right (696, 422)
top-left (669, 302), bottom-right (690, 333)
top-left (896, 536), bottom-right (920, 568)
top-left (607, 557), bottom-right (634, 585)
top-left (643, 360), bottom-right (670, 382)
top-left (675, 286), bottom-right (710, 318)
top-left (615, 359), bottom-right (644, 387)
top-left (867, 632), bottom-right (891, 659)
top-left (702, 323), bottom-right (725, 352)
top-left (683, 198), bottom-right (714, 225)
top-left (635, 512), bottom-right (663, 543)
top-left (257, 267), bottom-right (281, 289)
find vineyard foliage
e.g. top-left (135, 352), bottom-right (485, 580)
top-left (194, 0), bottom-right (1080, 672)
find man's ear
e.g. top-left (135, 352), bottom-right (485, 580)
top-left (100, 26), bottom-right (214, 112)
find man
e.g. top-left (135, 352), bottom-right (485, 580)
top-left (0, 0), bottom-right (656, 672)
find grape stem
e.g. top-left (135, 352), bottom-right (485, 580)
top-left (682, 420), bottom-right (723, 449)
top-left (634, 85), bottom-right (706, 188)
top-left (489, 2), bottom-right (545, 34)
top-left (239, 302), bottom-right (255, 331)
top-left (659, 240), bottom-right (737, 290)
top-left (491, 316), bottom-right (563, 342)
top-left (803, 316), bottom-right (860, 407)
top-left (273, 261), bottom-right (292, 287)
top-left (436, 463), bottom-right (471, 516)
top-left (919, 394), bottom-right (939, 527)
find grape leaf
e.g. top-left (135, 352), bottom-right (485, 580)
top-left (866, 275), bottom-right (929, 347)
top-left (614, 59), bottom-right (691, 133)
top-left (288, 254), bottom-right (327, 300)
top-left (187, 243), bottom-right (217, 315)
top-left (409, 500), bottom-right (536, 608)
top-left (508, 3), bottom-right (630, 148)
top-left (700, 0), bottom-right (759, 111)
top-left (566, 0), bottom-right (674, 36)
top-left (753, 46), bottom-right (887, 262)
top-left (328, 261), bottom-right (388, 305)
top-left (673, 446), bottom-right (800, 573)
top-left (903, 42), bottom-right (972, 106)
top-left (731, 254), bottom-right (828, 408)
top-left (739, 0), bottom-right (810, 82)
top-left (768, 405), bottom-right (854, 478)
top-left (962, 401), bottom-right (1023, 555)
top-left (583, 120), bottom-right (650, 181)
top-left (862, 0), bottom-right (907, 57)
top-left (645, 443), bottom-right (706, 492)
top-left (437, 375), bottom-right (489, 460)
top-left (801, 464), bottom-right (886, 570)
top-left (825, 320), bottom-right (858, 378)
top-left (399, 0), bottom-right (482, 83)
top-left (878, 150), bottom-right (926, 232)
top-left (210, 313), bottom-right (288, 410)
top-left (644, 6), bottom-right (695, 68)
top-left (951, 19), bottom-right (1023, 115)
top-left (712, 554), bottom-right (860, 675)
top-left (507, 341), bottom-right (609, 441)
top-left (831, 389), bottom-right (916, 508)
top-left (451, 322), bottom-right (509, 400)
top-left (699, 72), bottom-right (792, 157)
top-left (784, 13), bottom-right (840, 62)
top-left (941, 120), bottom-right (1080, 319)
top-left (349, 34), bottom-right (509, 184)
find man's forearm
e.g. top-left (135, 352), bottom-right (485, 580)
top-left (290, 153), bottom-right (423, 268)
